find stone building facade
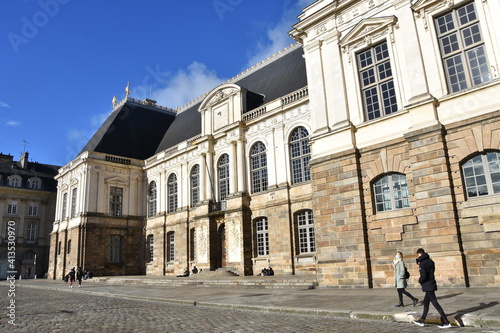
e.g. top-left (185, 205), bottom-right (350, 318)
top-left (0, 152), bottom-right (59, 279)
top-left (49, 0), bottom-right (499, 288)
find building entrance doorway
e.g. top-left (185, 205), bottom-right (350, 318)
top-left (218, 223), bottom-right (226, 268)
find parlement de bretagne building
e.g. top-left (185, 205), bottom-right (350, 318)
top-left (47, 0), bottom-right (500, 288)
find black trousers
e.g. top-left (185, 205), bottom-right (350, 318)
top-left (397, 288), bottom-right (416, 303)
top-left (421, 291), bottom-right (448, 323)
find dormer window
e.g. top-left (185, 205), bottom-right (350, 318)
top-left (28, 177), bottom-right (42, 190)
top-left (9, 175), bottom-right (22, 188)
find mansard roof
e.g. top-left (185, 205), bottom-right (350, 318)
top-left (155, 43), bottom-right (307, 153)
top-left (0, 153), bottom-right (60, 191)
top-left (80, 99), bottom-right (176, 160)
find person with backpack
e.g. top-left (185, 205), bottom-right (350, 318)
top-left (393, 251), bottom-right (418, 307)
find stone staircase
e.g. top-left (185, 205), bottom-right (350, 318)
top-left (90, 272), bottom-right (317, 289)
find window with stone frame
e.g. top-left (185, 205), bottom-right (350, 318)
top-left (67, 240), bottom-right (72, 254)
top-left (191, 165), bottom-right (200, 207)
top-left (373, 173), bottom-right (410, 213)
top-left (70, 188), bottom-right (77, 218)
top-left (250, 142), bottom-right (268, 193)
top-left (167, 231), bottom-right (175, 262)
top-left (109, 186), bottom-right (123, 217)
top-left (296, 210), bottom-right (315, 254)
top-left (218, 154), bottom-right (230, 201)
top-left (26, 222), bottom-right (36, 244)
top-left (147, 234), bottom-right (154, 262)
top-left (9, 175), bottom-right (21, 188)
top-left (28, 202), bottom-right (38, 216)
top-left (189, 228), bottom-right (196, 261)
top-left (357, 41), bottom-right (397, 121)
top-left (167, 174), bottom-right (178, 213)
top-left (57, 241), bottom-right (62, 255)
top-left (462, 151), bottom-right (500, 199)
top-left (290, 126), bottom-right (311, 184)
top-left (435, 1), bottom-right (491, 93)
top-left (108, 235), bottom-right (122, 263)
top-left (255, 217), bottom-right (269, 257)
top-left (7, 202), bottom-right (17, 215)
top-left (61, 192), bottom-right (68, 220)
top-left (29, 177), bottom-right (41, 190)
top-left (148, 181), bottom-right (157, 218)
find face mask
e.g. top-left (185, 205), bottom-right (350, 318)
top-left (395, 255), bottom-right (401, 259)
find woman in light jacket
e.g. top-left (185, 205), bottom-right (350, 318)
top-left (393, 251), bottom-right (418, 307)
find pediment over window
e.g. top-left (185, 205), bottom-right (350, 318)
top-left (411, 0), bottom-right (450, 12)
top-left (70, 178), bottom-right (78, 187)
top-left (340, 16), bottom-right (398, 47)
top-left (105, 176), bottom-right (129, 186)
top-left (199, 84), bottom-right (242, 111)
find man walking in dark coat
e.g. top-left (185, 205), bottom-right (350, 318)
top-left (413, 248), bottom-right (451, 328)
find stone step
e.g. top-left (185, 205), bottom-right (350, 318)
top-left (90, 275), bottom-right (317, 289)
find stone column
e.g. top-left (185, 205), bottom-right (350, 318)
top-left (229, 141), bottom-right (237, 195)
top-left (199, 154), bottom-right (206, 202)
top-left (237, 139), bottom-right (246, 192)
top-left (206, 151), bottom-right (214, 201)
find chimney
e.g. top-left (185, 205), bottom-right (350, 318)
top-left (20, 151), bottom-right (29, 169)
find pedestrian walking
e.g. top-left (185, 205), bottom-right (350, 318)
top-left (68, 267), bottom-right (76, 288)
top-left (413, 248), bottom-right (451, 328)
top-left (393, 251), bottom-right (418, 307)
top-left (76, 267), bottom-right (84, 288)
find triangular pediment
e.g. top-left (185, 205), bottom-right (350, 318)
top-left (104, 176), bottom-right (129, 186)
top-left (340, 16), bottom-right (397, 46)
top-left (411, 0), bottom-right (444, 12)
top-left (199, 83), bottom-right (242, 111)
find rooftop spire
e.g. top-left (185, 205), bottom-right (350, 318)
top-left (125, 82), bottom-right (131, 97)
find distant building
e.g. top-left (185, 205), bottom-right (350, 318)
top-left (49, 0), bottom-right (500, 287)
top-left (0, 152), bottom-right (60, 279)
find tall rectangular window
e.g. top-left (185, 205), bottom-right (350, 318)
top-left (7, 202), bottom-right (17, 215)
top-left (147, 235), bottom-right (154, 262)
top-left (28, 203), bottom-right (38, 216)
top-left (108, 235), bottom-right (122, 263)
top-left (71, 188), bottom-right (77, 218)
top-left (255, 217), bottom-right (269, 256)
top-left (189, 228), bottom-right (196, 261)
top-left (61, 192), bottom-right (68, 220)
top-left (109, 186), bottom-right (123, 217)
top-left (436, 2), bottom-right (490, 93)
top-left (297, 210), bottom-right (315, 254)
top-left (26, 223), bottom-right (36, 244)
top-left (191, 165), bottom-right (200, 207)
top-left (358, 41), bottom-right (397, 121)
top-left (167, 232), bottom-right (175, 262)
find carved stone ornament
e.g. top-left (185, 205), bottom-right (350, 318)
top-left (207, 88), bottom-right (237, 106)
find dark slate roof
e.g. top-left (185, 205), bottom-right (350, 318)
top-left (0, 153), bottom-right (60, 191)
top-left (155, 44), bottom-right (307, 153)
top-left (80, 101), bottom-right (176, 160)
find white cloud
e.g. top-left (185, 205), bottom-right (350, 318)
top-left (0, 101), bottom-right (12, 108)
top-left (245, 0), bottom-right (315, 68)
top-left (136, 61), bottom-right (226, 110)
top-left (6, 120), bottom-right (21, 127)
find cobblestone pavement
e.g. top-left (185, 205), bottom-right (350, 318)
top-left (2, 286), bottom-right (500, 333)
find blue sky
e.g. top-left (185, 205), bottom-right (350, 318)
top-left (0, 0), bottom-right (313, 166)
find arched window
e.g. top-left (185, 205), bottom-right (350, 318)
top-left (462, 151), bottom-right (500, 198)
top-left (167, 174), bottom-right (178, 213)
top-left (148, 181), bottom-right (157, 218)
top-left (373, 173), bottom-right (410, 212)
top-left (254, 217), bottom-right (269, 257)
top-left (28, 177), bottom-right (42, 190)
top-left (191, 165), bottom-right (200, 207)
top-left (290, 127), bottom-right (311, 184)
top-left (296, 210), bottom-right (315, 254)
top-left (218, 154), bottom-right (230, 201)
top-left (250, 142), bottom-right (268, 193)
top-left (9, 175), bottom-right (22, 188)
top-left (167, 231), bottom-right (175, 262)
